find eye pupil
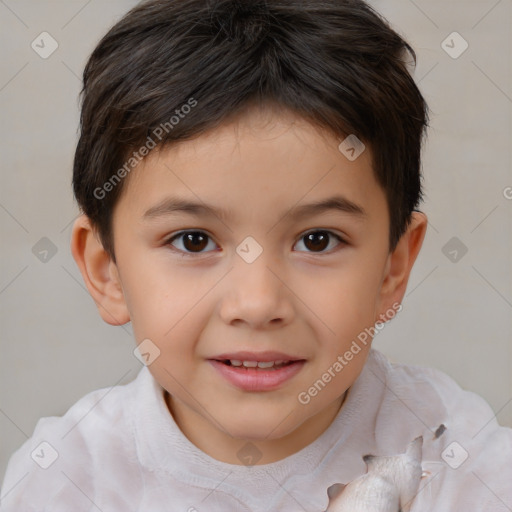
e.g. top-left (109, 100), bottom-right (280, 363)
top-left (305, 232), bottom-right (329, 252)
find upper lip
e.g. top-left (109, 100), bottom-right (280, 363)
top-left (210, 351), bottom-right (304, 362)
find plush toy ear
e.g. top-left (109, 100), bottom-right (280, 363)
top-left (362, 453), bottom-right (377, 469)
top-left (406, 436), bottom-right (423, 461)
top-left (434, 424), bottom-right (446, 439)
top-left (327, 482), bottom-right (346, 500)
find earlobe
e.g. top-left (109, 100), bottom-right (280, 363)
top-left (376, 211), bottom-right (428, 322)
top-left (70, 214), bottom-right (130, 326)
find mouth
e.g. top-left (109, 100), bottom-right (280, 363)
top-left (208, 352), bottom-right (306, 391)
top-left (216, 359), bottom-right (297, 370)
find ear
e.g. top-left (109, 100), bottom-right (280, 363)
top-left (375, 211), bottom-right (427, 322)
top-left (70, 214), bottom-right (130, 326)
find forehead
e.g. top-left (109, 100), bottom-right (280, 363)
top-left (114, 106), bottom-right (386, 226)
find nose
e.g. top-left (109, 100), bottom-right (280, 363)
top-left (218, 248), bottom-right (295, 330)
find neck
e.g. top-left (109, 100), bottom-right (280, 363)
top-left (164, 390), bottom-right (347, 465)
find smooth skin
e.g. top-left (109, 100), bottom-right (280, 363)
top-left (71, 103), bottom-right (427, 465)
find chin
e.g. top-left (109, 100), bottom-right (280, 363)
top-left (222, 408), bottom-right (303, 441)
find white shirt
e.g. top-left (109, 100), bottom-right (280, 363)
top-left (1, 348), bottom-right (511, 511)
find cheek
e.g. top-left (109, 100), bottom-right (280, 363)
top-left (127, 272), bottom-right (216, 366)
top-left (117, 257), bottom-right (182, 342)
top-left (302, 262), bottom-right (384, 341)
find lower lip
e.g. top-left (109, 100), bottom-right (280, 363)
top-left (209, 360), bottom-right (305, 391)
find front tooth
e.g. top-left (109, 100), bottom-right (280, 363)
top-left (257, 361), bottom-right (275, 368)
top-left (242, 360), bottom-right (258, 367)
top-left (230, 360), bottom-right (243, 366)
top-left (274, 360), bottom-right (284, 365)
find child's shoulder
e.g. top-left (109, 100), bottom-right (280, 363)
top-left (370, 348), bottom-right (505, 436)
top-left (367, 349), bottom-right (512, 511)
top-left (368, 347), bottom-right (510, 449)
top-left (0, 367), bottom-right (148, 511)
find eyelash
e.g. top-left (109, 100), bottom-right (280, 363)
top-left (164, 229), bottom-right (346, 257)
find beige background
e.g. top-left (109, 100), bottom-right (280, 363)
top-left (1, 0), bottom-right (511, 487)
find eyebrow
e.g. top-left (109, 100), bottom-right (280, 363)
top-left (142, 195), bottom-right (367, 221)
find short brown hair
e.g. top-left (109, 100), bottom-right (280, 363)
top-left (72, 0), bottom-right (429, 261)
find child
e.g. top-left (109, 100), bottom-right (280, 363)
top-left (1, 0), bottom-right (510, 510)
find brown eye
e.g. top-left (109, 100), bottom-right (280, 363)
top-left (294, 230), bottom-right (344, 253)
top-left (182, 232), bottom-right (208, 252)
top-left (304, 232), bottom-right (329, 251)
top-left (167, 231), bottom-right (217, 255)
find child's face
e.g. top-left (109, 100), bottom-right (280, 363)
top-left (77, 105), bottom-right (424, 464)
